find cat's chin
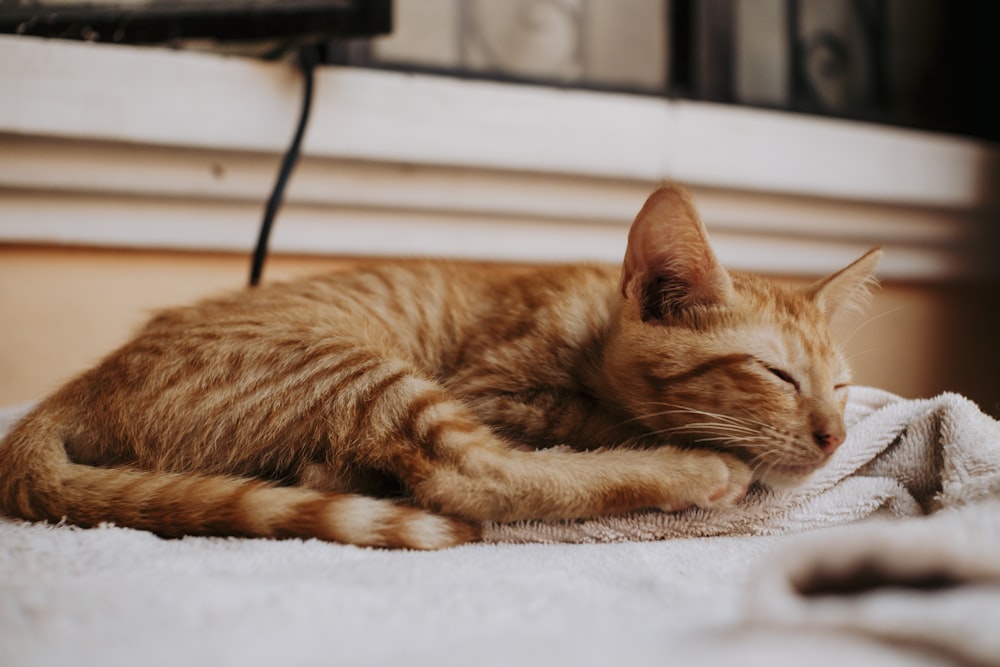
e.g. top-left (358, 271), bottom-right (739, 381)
top-left (757, 464), bottom-right (822, 491)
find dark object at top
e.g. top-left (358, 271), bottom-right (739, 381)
top-left (0, 0), bottom-right (391, 44)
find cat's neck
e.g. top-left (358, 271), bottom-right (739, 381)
top-left (448, 263), bottom-right (622, 395)
top-left (576, 306), bottom-right (629, 413)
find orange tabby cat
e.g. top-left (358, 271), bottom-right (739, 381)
top-left (0, 184), bottom-right (880, 549)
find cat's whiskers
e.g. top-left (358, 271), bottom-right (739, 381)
top-left (618, 402), bottom-right (774, 455)
top-left (635, 405), bottom-right (778, 459)
top-left (646, 423), bottom-right (760, 444)
top-left (657, 420), bottom-right (800, 477)
top-left (655, 402), bottom-right (777, 434)
top-left (650, 419), bottom-right (759, 436)
top-left (751, 458), bottom-right (780, 480)
top-left (844, 346), bottom-right (882, 364)
top-left (646, 423), bottom-right (788, 466)
top-left (640, 405), bottom-right (820, 476)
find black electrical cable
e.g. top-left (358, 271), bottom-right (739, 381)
top-left (249, 43), bottom-right (320, 287)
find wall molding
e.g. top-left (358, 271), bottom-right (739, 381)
top-left (0, 35), bottom-right (997, 281)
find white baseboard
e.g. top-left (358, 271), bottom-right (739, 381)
top-left (1, 35), bottom-right (997, 282)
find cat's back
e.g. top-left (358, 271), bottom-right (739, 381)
top-left (111, 259), bottom-right (617, 382)
top-left (144, 259), bottom-right (618, 336)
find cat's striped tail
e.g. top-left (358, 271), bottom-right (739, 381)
top-left (0, 410), bottom-right (479, 550)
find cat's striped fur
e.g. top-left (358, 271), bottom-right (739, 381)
top-left (0, 184), bottom-right (881, 549)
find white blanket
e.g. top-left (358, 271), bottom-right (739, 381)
top-left (2, 388), bottom-right (999, 667)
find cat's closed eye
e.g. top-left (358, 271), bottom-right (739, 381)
top-left (767, 366), bottom-right (800, 391)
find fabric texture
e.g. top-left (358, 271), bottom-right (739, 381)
top-left (748, 498), bottom-right (1000, 667)
top-left (2, 388), bottom-right (999, 667)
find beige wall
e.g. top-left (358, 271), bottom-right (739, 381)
top-left (2, 244), bottom-right (997, 418)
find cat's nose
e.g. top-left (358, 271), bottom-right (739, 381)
top-left (813, 430), bottom-right (844, 455)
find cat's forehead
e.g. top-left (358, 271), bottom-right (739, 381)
top-left (733, 276), bottom-right (821, 325)
top-left (739, 321), bottom-right (834, 363)
top-left (732, 272), bottom-right (813, 314)
top-left (731, 277), bottom-right (837, 358)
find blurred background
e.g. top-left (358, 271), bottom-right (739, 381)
top-left (1, 0), bottom-right (998, 413)
top-left (362, 0), bottom-right (998, 142)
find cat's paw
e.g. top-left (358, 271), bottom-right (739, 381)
top-left (705, 452), bottom-right (753, 507)
top-left (657, 450), bottom-right (752, 512)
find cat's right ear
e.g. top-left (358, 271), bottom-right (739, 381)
top-left (620, 184), bottom-right (734, 321)
top-left (804, 246), bottom-right (883, 327)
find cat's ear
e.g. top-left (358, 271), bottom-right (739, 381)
top-left (620, 184), bottom-right (734, 321)
top-left (805, 247), bottom-right (883, 326)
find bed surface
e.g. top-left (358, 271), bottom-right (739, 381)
top-left (2, 391), bottom-right (999, 667)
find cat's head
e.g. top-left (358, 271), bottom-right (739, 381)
top-left (603, 184), bottom-right (882, 488)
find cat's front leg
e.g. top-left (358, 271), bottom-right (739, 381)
top-left (339, 368), bottom-right (752, 522)
top-left (406, 433), bottom-right (753, 522)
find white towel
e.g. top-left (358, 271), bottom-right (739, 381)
top-left (485, 386), bottom-right (1000, 543)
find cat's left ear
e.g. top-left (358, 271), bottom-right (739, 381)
top-left (620, 183), bottom-right (735, 321)
top-left (805, 247), bottom-right (883, 326)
